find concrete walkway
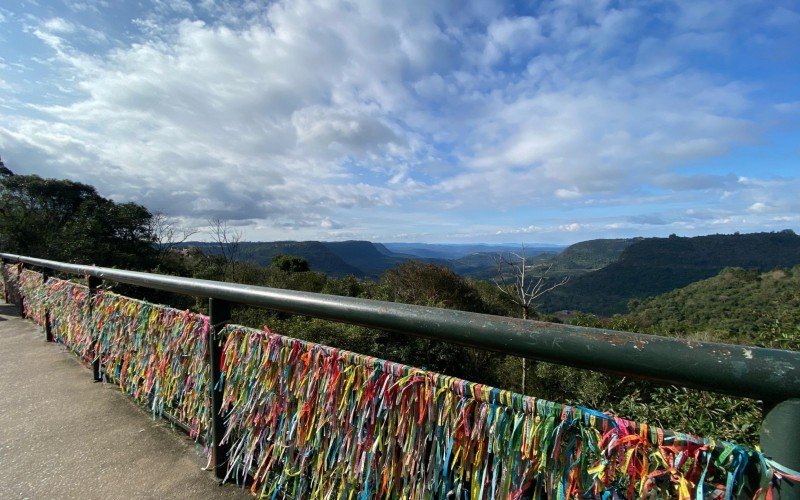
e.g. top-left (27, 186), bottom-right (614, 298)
top-left (0, 302), bottom-right (250, 500)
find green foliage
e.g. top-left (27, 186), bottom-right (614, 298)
top-left (520, 361), bottom-right (763, 445)
top-left (609, 386), bottom-right (761, 445)
top-left (630, 266), bottom-right (800, 350)
top-left (0, 174), bottom-right (155, 269)
top-left (379, 260), bottom-right (495, 313)
top-left (270, 254), bottom-right (311, 273)
top-left (546, 266), bottom-right (800, 446)
top-left (321, 275), bottom-right (378, 298)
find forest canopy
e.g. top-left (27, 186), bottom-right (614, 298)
top-left (0, 174), bottom-right (156, 269)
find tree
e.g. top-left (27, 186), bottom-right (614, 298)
top-left (494, 247), bottom-right (569, 393)
top-left (377, 261), bottom-right (505, 383)
top-left (0, 174), bottom-right (155, 268)
top-left (0, 156), bottom-right (12, 177)
top-left (271, 254), bottom-right (310, 273)
top-left (381, 260), bottom-right (490, 313)
top-left (151, 212), bottom-right (198, 262)
top-left (207, 218), bottom-right (243, 278)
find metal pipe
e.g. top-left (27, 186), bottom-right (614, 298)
top-left (760, 399), bottom-right (800, 499)
top-left (1, 257), bottom-right (8, 303)
top-left (1, 253), bottom-right (798, 403)
top-left (87, 275), bottom-right (102, 382)
top-left (208, 298), bottom-right (230, 483)
top-left (42, 268), bottom-right (53, 342)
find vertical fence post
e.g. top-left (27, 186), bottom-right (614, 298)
top-left (87, 275), bottom-right (103, 382)
top-left (1, 258), bottom-right (7, 304)
top-left (42, 268), bottom-right (53, 342)
top-left (760, 399), bottom-right (800, 499)
top-left (208, 298), bottom-right (231, 483)
top-left (17, 262), bottom-right (26, 317)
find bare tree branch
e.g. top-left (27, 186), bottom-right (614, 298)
top-left (492, 244), bottom-right (570, 394)
top-left (151, 212), bottom-right (198, 260)
top-left (207, 218), bottom-right (243, 278)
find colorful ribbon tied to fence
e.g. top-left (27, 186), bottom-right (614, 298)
top-left (92, 290), bottom-right (212, 443)
top-left (4, 267), bottom-right (799, 499)
top-left (46, 278), bottom-right (94, 362)
top-left (220, 324), bottom-right (798, 500)
top-left (19, 269), bottom-right (48, 327)
top-left (0, 263), bottom-right (9, 298)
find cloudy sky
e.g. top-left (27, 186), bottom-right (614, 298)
top-left (1, 0), bottom-right (798, 243)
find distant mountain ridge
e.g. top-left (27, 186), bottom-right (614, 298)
top-left (547, 238), bottom-right (640, 275)
top-left (183, 240), bottom-right (567, 278)
top-left (382, 242), bottom-right (564, 260)
top-left (180, 238), bottom-right (651, 281)
top-left (539, 231), bottom-right (800, 315)
top-left (181, 231), bottom-right (800, 316)
top-left (322, 241), bottom-right (411, 278)
top-left (447, 238), bottom-right (636, 280)
top-left (185, 241), bottom-right (362, 277)
top-left (183, 240), bottom-right (439, 278)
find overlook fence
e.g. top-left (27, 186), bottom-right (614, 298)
top-left (1, 252), bottom-right (799, 499)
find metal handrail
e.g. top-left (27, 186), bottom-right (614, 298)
top-left (2, 252), bottom-right (799, 401)
top-left (2, 251), bottom-right (799, 484)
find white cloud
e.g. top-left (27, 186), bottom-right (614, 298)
top-left (495, 224), bottom-right (542, 235)
top-left (0, 0), bottom-right (797, 241)
top-left (41, 18), bottom-right (76, 34)
top-left (481, 16), bottom-right (542, 66)
top-left (555, 188), bottom-right (581, 200)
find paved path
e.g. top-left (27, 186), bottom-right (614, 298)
top-left (0, 302), bottom-right (250, 500)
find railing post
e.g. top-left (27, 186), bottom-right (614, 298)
top-left (760, 399), bottom-right (800, 499)
top-left (17, 262), bottom-right (26, 317)
top-left (42, 268), bottom-right (53, 342)
top-left (208, 298), bottom-right (231, 482)
top-left (1, 257), bottom-right (8, 303)
top-left (87, 275), bottom-right (102, 382)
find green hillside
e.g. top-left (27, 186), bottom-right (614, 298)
top-left (322, 241), bottom-right (408, 278)
top-left (450, 250), bottom-right (555, 279)
top-left (382, 243), bottom-right (561, 260)
top-left (191, 241), bottom-right (362, 277)
top-left (629, 266), bottom-right (800, 349)
top-left (547, 238), bottom-right (639, 275)
top-left (189, 240), bottom-right (428, 278)
top-left (540, 231), bottom-right (800, 315)
top-left (242, 242), bottom-right (364, 277)
top-left (450, 238), bottom-right (634, 280)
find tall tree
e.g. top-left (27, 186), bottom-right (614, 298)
top-left (381, 260), bottom-right (490, 313)
top-left (207, 218), bottom-right (243, 279)
top-left (494, 248), bottom-right (569, 393)
top-left (0, 174), bottom-right (156, 268)
top-left (151, 212), bottom-right (198, 262)
top-left (0, 156), bottom-right (12, 177)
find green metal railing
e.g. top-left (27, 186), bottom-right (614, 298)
top-left (2, 252), bottom-right (798, 497)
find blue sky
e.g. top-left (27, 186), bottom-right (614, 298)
top-left (1, 0), bottom-right (798, 243)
